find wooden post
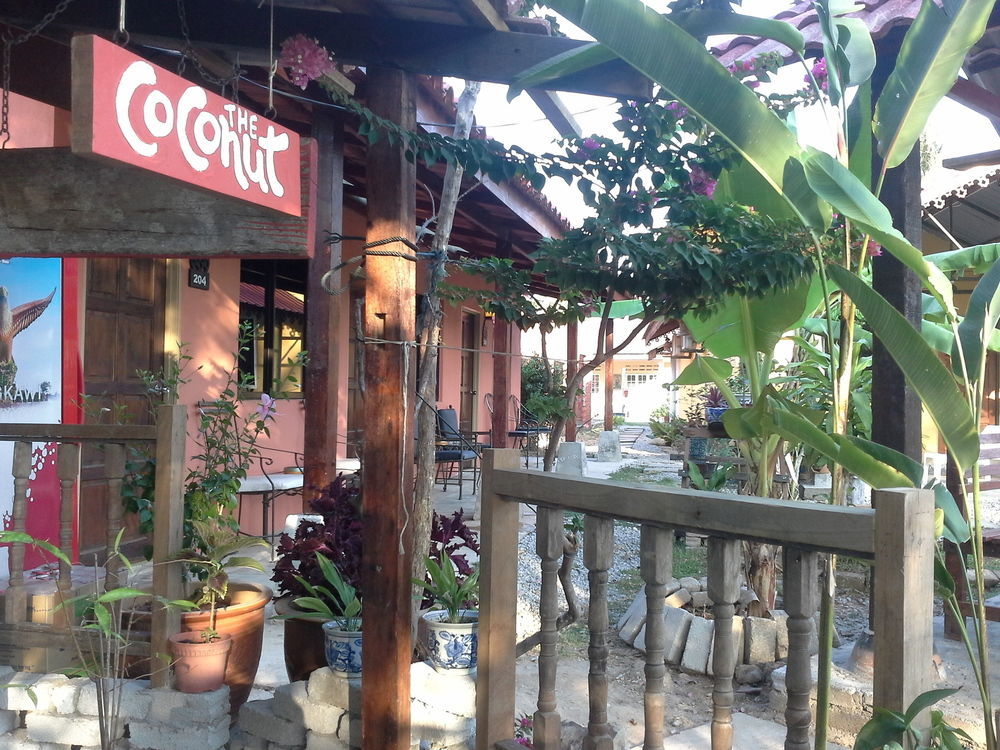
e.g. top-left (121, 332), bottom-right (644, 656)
top-left (492, 317), bottom-right (511, 449)
top-left (361, 66), bottom-right (416, 750)
top-left (603, 328), bottom-right (614, 432)
top-left (5, 442), bottom-right (30, 625)
top-left (103, 443), bottom-right (125, 591)
top-left (583, 515), bottom-right (614, 750)
top-left (708, 537), bottom-right (741, 750)
top-left (873, 488), bottom-right (934, 725)
top-left (303, 112), bottom-right (345, 504)
top-left (534, 505), bottom-right (565, 750)
top-left (782, 547), bottom-right (818, 750)
top-left (640, 524), bottom-right (672, 749)
top-left (57, 443), bottom-right (81, 607)
top-left (566, 321), bottom-right (578, 442)
top-left (151, 403), bottom-right (186, 688)
top-left (476, 449), bottom-right (522, 750)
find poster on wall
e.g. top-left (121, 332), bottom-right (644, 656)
top-left (0, 258), bottom-right (63, 574)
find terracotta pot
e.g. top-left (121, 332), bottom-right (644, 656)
top-left (169, 631), bottom-right (233, 693)
top-left (180, 582), bottom-right (272, 717)
top-left (273, 595), bottom-right (327, 682)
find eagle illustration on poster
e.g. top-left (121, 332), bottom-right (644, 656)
top-left (0, 260), bottom-right (63, 574)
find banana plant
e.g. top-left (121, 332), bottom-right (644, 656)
top-left (514, 0), bottom-right (996, 745)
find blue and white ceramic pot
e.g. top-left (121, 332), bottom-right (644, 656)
top-left (705, 407), bottom-right (728, 424)
top-left (688, 437), bottom-right (708, 459)
top-left (322, 621), bottom-right (363, 677)
top-left (422, 609), bottom-right (478, 674)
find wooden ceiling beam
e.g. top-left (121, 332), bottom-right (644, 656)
top-left (0, 0), bottom-right (650, 99)
top-left (948, 76), bottom-right (1000, 123)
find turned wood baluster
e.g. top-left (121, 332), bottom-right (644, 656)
top-left (640, 524), bottom-right (672, 749)
top-left (708, 537), bottom-right (741, 750)
top-left (583, 515), bottom-right (614, 750)
top-left (783, 547), bottom-right (818, 750)
top-left (56, 443), bottom-right (81, 611)
top-left (5, 442), bottom-right (31, 624)
top-left (534, 506), bottom-right (564, 750)
top-left (103, 443), bottom-right (126, 592)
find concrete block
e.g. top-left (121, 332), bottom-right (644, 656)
top-left (238, 700), bottom-right (307, 747)
top-left (596, 432), bottom-right (622, 462)
top-left (128, 717), bottom-right (230, 750)
top-left (707, 616), bottom-right (744, 676)
top-left (78, 678), bottom-right (151, 719)
top-left (662, 606), bottom-right (694, 665)
top-left (771, 610), bottom-right (789, 660)
top-left (274, 681), bottom-right (311, 724)
top-left (410, 661), bottom-right (476, 718)
top-left (680, 617), bottom-right (713, 675)
top-left (744, 616), bottom-right (778, 664)
top-left (0, 672), bottom-right (42, 711)
top-left (678, 577), bottom-right (700, 593)
top-left (410, 700), bottom-right (475, 747)
top-left (555, 442), bottom-right (588, 476)
top-left (689, 591), bottom-right (712, 610)
top-left (147, 686), bottom-right (229, 724)
top-left (302, 703), bottom-right (350, 736)
top-left (617, 597), bottom-right (647, 646)
top-left (307, 669), bottom-right (361, 713)
top-left (0, 709), bottom-right (15, 734)
top-left (305, 732), bottom-right (350, 750)
top-left (32, 675), bottom-right (86, 715)
top-left (698, 577), bottom-right (709, 591)
top-left (615, 593), bottom-right (645, 635)
top-left (333, 715), bottom-right (361, 746)
top-left (25, 712), bottom-right (109, 746)
top-left (0, 728), bottom-right (64, 749)
top-left (229, 728), bottom-right (269, 750)
top-left (664, 588), bottom-right (691, 609)
top-left (734, 664), bottom-right (764, 685)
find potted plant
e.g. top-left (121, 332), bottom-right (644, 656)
top-left (170, 520), bottom-right (269, 696)
top-left (702, 385), bottom-right (729, 424)
top-left (413, 555), bottom-right (479, 674)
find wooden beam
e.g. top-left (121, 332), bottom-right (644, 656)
top-left (948, 77), bottom-right (1000, 123)
top-left (942, 149), bottom-right (1000, 169)
top-left (0, 149), bottom-right (310, 258)
top-left (303, 112), bottom-right (345, 503)
top-left (360, 67), bottom-right (416, 750)
top-left (0, 1), bottom-right (651, 99)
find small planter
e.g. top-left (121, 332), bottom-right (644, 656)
top-left (323, 621), bottom-right (363, 677)
top-left (705, 407), bottom-right (728, 424)
top-left (169, 631), bottom-right (233, 694)
top-left (422, 609), bottom-right (478, 674)
top-left (688, 437), bottom-right (708, 459)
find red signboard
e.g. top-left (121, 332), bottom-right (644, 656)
top-left (71, 35), bottom-right (301, 216)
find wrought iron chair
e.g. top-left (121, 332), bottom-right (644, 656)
top-left (433, 406), bottom-right (481, 500)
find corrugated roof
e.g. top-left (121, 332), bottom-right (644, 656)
top-left (239, 282), bottom-right (304, 314)
top-left (711, 0), bottom-right (923, 66)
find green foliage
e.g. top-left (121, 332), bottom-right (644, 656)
top-left (854, 688), bottom-right (972, 750)
top-left (686, 461), bottom-right (733, 492)
top-left (413, 556), bottom-right (479, 624)
top-left (650, 416), bottom-right (686, 445)
top-left (282, 553), bottom-right (362, 632)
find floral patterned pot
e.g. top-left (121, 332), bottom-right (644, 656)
top-left (705, 407), bottom-right (728, 424)
top-left (688, 437), bottom-right (708, 459)
top-left (322, 621), bottom-right (362, 677)
top-left (422, 609), bottom-right (478, 674)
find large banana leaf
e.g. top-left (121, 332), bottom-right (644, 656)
top-left (543, 0), bottom-right (829, 231)
top-left (874, 0), bottom-right (995, 170)
top-left (846, 80), bottom-right (874, 190)
top-left (954, 256), bottom-right (1000, 381)
top-left (829, 266), bottom-right (979, 470)
top-left (671, 355), bottom-right (733, 386)
top-left (926, 243), bottom-right (1000, 274)
top-left (508, 43), bottom-right (616, 101)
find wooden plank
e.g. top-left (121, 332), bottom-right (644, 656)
top-left (0, 149), bottom-right (310, 258)
top-left (360, 67), bottom-right (416, 750)
top-left (150, 404), bottom-right (186, 688)
top-left (0, 423), bottom-right (157, 442)
top-left (873, 488), bottom-right (934, 722)
top-left (489, 469), bottom-right (877, 557)
top-left (303, 113), bottom-right (345, 501)
top-left (476, 449), bottom-right (522, 750)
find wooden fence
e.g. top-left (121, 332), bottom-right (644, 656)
top-left (476, 449), bottom-right (934, 750)
top-left (0, 404), bottom-right (186, 687)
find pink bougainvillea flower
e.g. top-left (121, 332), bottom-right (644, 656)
top-left (866, 239), bottom-right (883, 257)
top-left (279, 34), bottom-right (335, 89)
top-left (256, 393), bottom-right (278, 420)
top-left (688, 165), bottom-right (717, 199)
top-left (806, 58), bottom-right (829, 93)
top-left (666, 101), bottom-right (689, 119)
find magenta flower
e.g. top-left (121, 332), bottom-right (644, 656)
top-left (516, 740), bottom-right (532, 747)
top-left (688, 165), bottom-right (717, 198)
top-left (256, 393), bottom-right (278, 420)
top-left (279, 34), bottom-right (335, 89)
top-left (866, 239), bottom-right (883, 257)
top-left (666, 101), bottom-right (689, 119)
top-left (581, 137), bottom-right (600, 151)
top-left (806, 58), bottom-right (829, 93)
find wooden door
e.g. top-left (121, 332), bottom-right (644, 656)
top-left (81, 258), bottom-right (165, 560)
top-left (459, 312), bottom-right (479, 432)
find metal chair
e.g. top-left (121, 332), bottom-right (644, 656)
top-left (433, 406), bottom-right (480, 500)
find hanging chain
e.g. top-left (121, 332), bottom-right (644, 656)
top-left (264, 0), bottom-right (276, 118)
top-left (1, 0), bottom-right (76, 147)
top-left (176, 0), bottom-right (241, 97)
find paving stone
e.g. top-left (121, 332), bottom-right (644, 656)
top-left (664, 588), bottom-right (691, 609)
top-left (678, 577), bottom-right (700, 593)
top-left (25, 712), bottom-right (108, 747)
top-left (307, 670), bottom-right (361, 713)
top-left (680, 617), bottom-right (713, 675)
top-left (596, 432), bottom-right (621, 462)
top-left (744, 616), bottom-right (778, 664)
top-left (663, 606), bottom-right (694, 666)
top-left (228, 728), bottom-right (269, 750)
top-left (410, 662), bottom-right (476, 718)
top-left (734, 664), bottom-right (764, 685)
top-left (689, 591), bottom-right (712, 610)
top-left (615, 594), bottom-right (646, 640)
top-left (707, 616), bottom-right (744, 676)
top-left (238, 700), bottom-right (307, 747)
top-left (771, 610), bottom-right (790, 660)
top-left (128, 716), bottom-right (230, 750)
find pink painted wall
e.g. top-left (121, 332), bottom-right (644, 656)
top-left (1, 90), bottom-right (69, 148)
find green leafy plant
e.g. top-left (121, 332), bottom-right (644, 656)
top-left (686, 460), bottom-right (733, 492)
top-left (413, 555), bottom-right (479, 624)
top-left (854, 688), bottom-right (973, 750)
top-left (280, 553), bottom-right (362, 632)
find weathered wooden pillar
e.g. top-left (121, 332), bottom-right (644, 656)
top-left (534, 506), bottom-right (565, 750)
top-left (640, 524), bottom-right (672, 749)
top-left (583, 515), bottom-right (614, 750)
top-left (303, 112), bottom-right (345, 504)
top-left (566, 321), bottom-right (579, 442)
top-left (782, 547), bottom-right (818, 750)
top-left (492, 316), bottom-right (512, 449)
top-left (603, 328), bottom-right (614, 431)
top-left (708, 537), bottom-right (741, 750)
top-left (361, 67), bottom-right (416, 750)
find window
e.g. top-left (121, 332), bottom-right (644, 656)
top-left (239, 260), bottom-right (308, 396)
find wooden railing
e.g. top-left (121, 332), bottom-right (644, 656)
top-left (0, 404), bottom-right (186, 687)
top-left (476, 449), bottom-right (935, 750)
